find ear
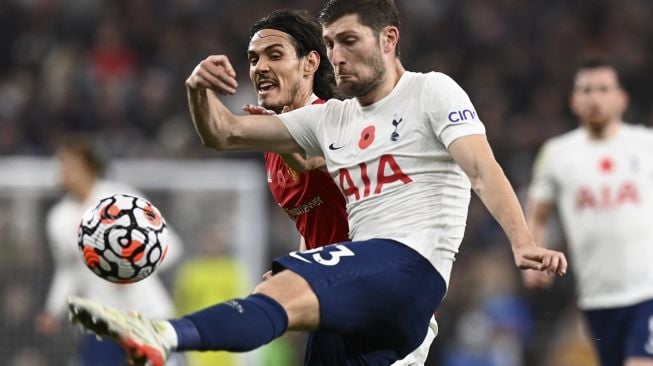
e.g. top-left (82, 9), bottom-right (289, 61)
top-left (380, 26), bottom-right (399, 55)
top-left (303, 50), bottom-right (320, 76)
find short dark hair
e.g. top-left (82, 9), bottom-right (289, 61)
top-left (575, 57), bottom-right (625, 88)
top-left (56, 134), bottom-right (106, 176)
top-left (250, 9), bottom-right (340, 100)
top-left (319, 0), bottom-right (401, 56)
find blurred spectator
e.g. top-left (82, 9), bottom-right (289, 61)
top-left (541, 306), bottom-right (598, 366)
top-left (173, 221), bottom-right (300, 366)
top-left (172, 223), bottom-right (249, 366)
top-left (8, 346), bottom-right (47, 366)
top-left (0, 0), bottom-right (650, 159)
top-left (34, 134), bottom-right (184, 366)
top-left (439, 247), bottom-right (533, 366)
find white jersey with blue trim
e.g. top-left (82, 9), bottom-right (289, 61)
top-left (279, 71), bottom-right (486, 285)
top-left (529, 124), bottom-right (653, 309)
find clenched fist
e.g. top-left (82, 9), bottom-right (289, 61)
top-left (186, 55), bottom-right (239, 95)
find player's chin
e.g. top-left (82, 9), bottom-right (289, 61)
top-left (257, 96), bottom-right (275, 109)
top-left (583, 112), bottom-right (610, 124)
top-left (337, 81), bottom-right (358, 98)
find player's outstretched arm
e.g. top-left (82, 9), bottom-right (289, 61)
top-left (186, 55), bottom-right (303, 153)
top-left (448, 134), bottom-right (567, 276)
top-left (242, 104), bottom-right (326, 172)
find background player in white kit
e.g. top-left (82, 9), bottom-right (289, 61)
top-left (67, 1), bottom-right (567, 365)
top-left (524, 58), bottom-right (653, 366)
top-left (35, 135), bottom-right (184, 366)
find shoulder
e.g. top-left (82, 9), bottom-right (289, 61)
top-left (46, 195), bottom-right (76, 230)
top-left (319, 98), bottom-right (356, 120)
top-left (396, 71), bottom-right (452, 90)
top-left (323, 97), bottom-right (349, 110)
top-left (287, 99), bottom-right (344, 122)
top-left (424, 71), bottom-right (455, 82)
top-left (421, 71), bottom-right (463, 89)
top-left (536, 128), bottom-right (583, 166)
top-left (416, 71), bottom-right (470, 103)
top-left (544, 128), bottom-right (584, 151)
top-left (622, 123), bottom-right (653, 140)
top-left (47, 197), bottom-right (71, 220)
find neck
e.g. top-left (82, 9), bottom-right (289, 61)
top-left (584, 119), bottom-right (621, 140)
top-left (293, 91), bottom-right (315, 110)
top-left (356, 59), bottom-right (405, 107)
top-left (269, 85), bottom-right (315, 113)
top-left (71, 177), bottom-right (95, 202)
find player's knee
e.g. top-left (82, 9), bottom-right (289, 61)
top-left (252, 270), bottom-right (320, 330)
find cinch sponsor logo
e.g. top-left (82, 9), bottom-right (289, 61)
top-left (448, 109), bottom-right (477, 122)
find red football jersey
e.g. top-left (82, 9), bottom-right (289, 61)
top-left (264, 100), bottom-right (349, 249)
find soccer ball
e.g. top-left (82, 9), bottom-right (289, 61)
top-left (78, 193), bottom-right (169, 283)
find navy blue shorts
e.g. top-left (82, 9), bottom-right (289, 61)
top-left (272, 238), bottom-right (446, 365)
top-left (78, 334), bottom-right (126, 366)
top-left (584, 298), bottom-right (653, 365)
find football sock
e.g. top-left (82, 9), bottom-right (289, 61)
top-left (170, 293), bottom-right (289, 351)
top-left (156, 320), bottom-right (179, 349)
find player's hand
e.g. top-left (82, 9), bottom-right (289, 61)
top-left (243, 104), bottom-right (276, 115)
top-left (512, 245), bottom-right (567, 276)
top-left (242, 104), bottom-right (290, 115)
top-left (186, 55), bottom-right (238, 95)
top-left (521, 269), bottom-right (556, 289)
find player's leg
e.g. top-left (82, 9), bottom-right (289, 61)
top-left (69, 239), bottom-right (444, 365)
top-left (77, 334), bottom-right (127, 366)
top-left (274, 239), bottom-right (446, 365)
top-left (301, 316), bottom-right (438, 366)
top-left (583, 307), bottom-right (628, 365)
top-left (391, 316), bottom-right (438, 366)
top-left (253, 267), bottom-right (320, 329)
top-left (68, 257), bottom-right (321, 365)
top-left (624, 299), bottom-right (653, 365)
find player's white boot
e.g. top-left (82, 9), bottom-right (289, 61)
top-left (68, 296), bottom-right (171, 366)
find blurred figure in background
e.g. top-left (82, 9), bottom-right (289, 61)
top-left (440, 247), bottom-right (533, 366)
top-left (524, 58), bottom-right (653, 365)
top-left (541, 305), bottom-right (598, 366)
top-left (173, 223), bottom-right (249, 366)
top-left (35, 134), bottom-right (184, 366)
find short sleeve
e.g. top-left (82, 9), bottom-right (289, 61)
top-left (423, 72), bottom-right (486, 147)
top-left (528, 141), bottom-right (558, 203)
top-left (277, 104), bottom-right (325, 158)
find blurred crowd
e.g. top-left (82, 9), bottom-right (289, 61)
top-left (2, 0), bottom-right (653, 365)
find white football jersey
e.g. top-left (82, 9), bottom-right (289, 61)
top-left (279, 71), bottom-right (486, 285)
top-left (530, 124), bottom-right (653, 309)
top-left (45, 180), bottom-right (178, 318)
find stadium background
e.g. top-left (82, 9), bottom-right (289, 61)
top-left (1, 0), bottom-right (652, 365)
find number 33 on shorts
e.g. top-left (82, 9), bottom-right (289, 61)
top-left (290, 244), bottom-right (355, 266)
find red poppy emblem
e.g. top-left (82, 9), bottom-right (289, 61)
top-left (358, 125), bottom-right (376, 150)
top-left (599, 157), bottom-right (614, 173)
